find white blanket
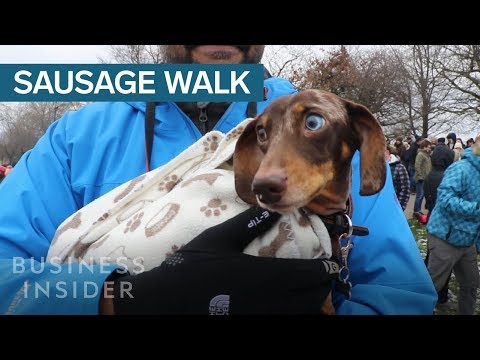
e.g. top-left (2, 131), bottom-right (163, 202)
top-left (47, 119), bottom-right (332, 273)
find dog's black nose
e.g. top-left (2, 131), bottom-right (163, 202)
top-left (252, 176), bottom-right (287, 204)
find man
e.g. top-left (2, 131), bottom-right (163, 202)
top-left (0, 45), bottom-right (437, 315)
top-left (429, 137), bottom-right (454, 171)
top-left (413, 139), bottom-right (432, 217)
top-left (426, 135), bottom-right (480, 314)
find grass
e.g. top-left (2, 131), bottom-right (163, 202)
top-left (408, 218), bottom-right (480, 315)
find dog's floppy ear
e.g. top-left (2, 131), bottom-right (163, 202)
top-left (233, 119), bottom-right (263, 205)
top-left (345, 100), bottom-right (386, 196)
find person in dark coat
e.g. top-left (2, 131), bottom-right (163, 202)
top-left (423, 137), bottom-right (454, 306)
top-left (403, 136), bottom-right (421, 193)
top-left (429, 137), bottom-right (454, 172)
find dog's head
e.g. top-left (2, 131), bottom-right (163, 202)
top-left (233, 89), bottom-right (386, 216)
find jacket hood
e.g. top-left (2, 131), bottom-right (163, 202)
top-left (430, 143), bottom-right (451, 170)
top-left (446, 132), bottom-right (457, 143)
top-left (462, 147), bottom-right (480, 173)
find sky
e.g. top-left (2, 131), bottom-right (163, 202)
top-left (0, 45), bottom-right (111, 63)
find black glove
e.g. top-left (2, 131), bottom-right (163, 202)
top-left (113, 206), bottom-right (339, 315)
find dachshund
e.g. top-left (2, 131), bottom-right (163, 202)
top-left (233, 89), bottom-right (387, 314)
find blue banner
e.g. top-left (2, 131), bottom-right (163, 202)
top-left (0, 64), bottom-right (264, 102)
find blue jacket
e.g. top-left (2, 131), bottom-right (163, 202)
top-left (0, 77), bottom-right (437, 314)
top-left (426, 147), bottom-right (480, 249)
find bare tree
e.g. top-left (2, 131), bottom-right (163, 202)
top-left (437, 45), bottom-right (480, 117)
top-left (263, 45), bottom-right (317, 78)
top-left (391, 45), bottom-right (451, 139)
top-left (289, 46), bottom-right (358, 94)
top-left (0, 104), bottom-right (36, 163)
top-left (0, 102), bottom-right (81, 164)
top-left (100, 45), bottom-right (164, 64)
top-left (16, 102), bottom-right (82, 138)
top-left (350, 47), bottom-right (406, 129)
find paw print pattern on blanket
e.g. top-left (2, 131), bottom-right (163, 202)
top-left (203, 135), bottom-right (220, 152)
top-left (124, 212), bottom-right (144, 233)
top-left (158, 174), bottom-right (179, 192)
top-left (200, 198), bottom-right (227, 217)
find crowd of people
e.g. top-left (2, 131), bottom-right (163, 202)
top-left (387, 132), bottom-right (480, 314)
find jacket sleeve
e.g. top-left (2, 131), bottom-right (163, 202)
top-left (0, 116), bottom-right (119, 314)
top-left (333, 152), bottom-right (437, 314)
top-left (436, 164), bottom-right (479, 219)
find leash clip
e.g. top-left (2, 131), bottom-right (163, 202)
top-left (337, 214), bottom-right (354, 299)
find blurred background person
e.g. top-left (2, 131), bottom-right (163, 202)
top-left (4, 165), bottom-right (12, 176)
top-left (429, 137), bottom-right (438, 152)
top-left (394, 137), bottom-right (408, 164)
top-left (413, 139), bottom-right (432, 218)
top-left (466, 138), bottom-right (475, 148)
top-left (385, 146), bottom-right (410, 211)
top-left (454, 141), bottom-right (464, 162)
top-left (404, 136), bottom-right (422, 195)
top-left (0, 165), bottom-right (5, 183)
top-left (446, 132), bottom-right (456, 150)
top-left (430, 138), bottom-right (454, 171)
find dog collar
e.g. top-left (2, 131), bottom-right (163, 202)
top-left (318, 212), bottom-right (369, 237)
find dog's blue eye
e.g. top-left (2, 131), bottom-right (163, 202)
top-left (305, 114), bottom-right (325, 131)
